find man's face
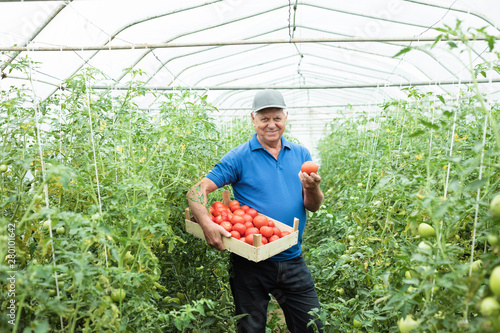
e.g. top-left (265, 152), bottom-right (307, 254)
top-left (251, 108), bottom-right (287, 146)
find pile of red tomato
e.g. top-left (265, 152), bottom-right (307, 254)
top-left (209, 200), bottom-right (290, 246)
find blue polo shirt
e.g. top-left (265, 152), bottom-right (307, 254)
top-left (206, 133), bottom-right (312, 261)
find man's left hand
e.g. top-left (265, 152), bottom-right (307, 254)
top-left (298, 171), bottom-right (321, 189)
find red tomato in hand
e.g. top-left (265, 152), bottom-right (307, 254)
top-left (301, 161), bottom-right (319, 175)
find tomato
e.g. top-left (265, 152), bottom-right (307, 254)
top-left (241, 205), bottom-right (250, 213)
top-left (244, 221), bottom-right (254, 229)
top-left (481, 297), bottom-right (500, 316)
top-left (233, 209), bottom-right (245, 217)
top-left (56, 226), bottom-right (65, 235)
top-left (111, 288), bottom-right (126, 302)
top-left (245, 227), bottom-right (259, 237)
top-left (231, 215), bottom-right (245, 225)
top-left (214, 215), bottom-right (223, 224)
top-left (489, 266), bottom-right (500, 297)
top-left (220, 221), bottom-right (232, 232)
top-left (268, 220), bottom-right (275, 228)
top-left (491, 195), bottom-right (500, 219)
top-left (230, 204), bottom-right (241, 212)
top-left (212, 201), bottom-right (224, 209)
top-left (417, 223), bottom-right (435, 237)
top-left (242, 214), bottom-right (253, 223)
top-left (269, 235), bottom-right (280, 242)
top-left (209, 206), bottom-right (215, 215)
top-left (281, 231), bottom-right (291, 237)
top-left (215, 207), bottom-right (229, 216)
top-left (260, 226), bottom-right (273, 238)
top-left (301, 161), bottom-right (319, 175)
top-left (247, 208), bottom-right (258, 219)
top-left (261, 237), bottom-right (268, 245)
top-left (272, 227), bottom-right (282, 238)
top-left (0, 164), bottom-right (7, 173)
top-left (417, 241), bottom-right (432, 252)
top-left (210, 215), bottom-right (216, 222)
top-left (353, 318), bottom-right (362, 328)
top-left (229, 200), bottom-right (240, 208)
top-left (397, 315), bottom-right (418, 333)
top-left (232, 223), bottom-right (246, 237)
top-left (253, 215), bottom-right (268, 229)
top-left (230, 231), bottom-right (241, 239)
top-left (245, 234), bottom-right (255, 245)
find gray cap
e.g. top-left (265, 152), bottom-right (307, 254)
top-left (252, 89), bottom-right (286, 113)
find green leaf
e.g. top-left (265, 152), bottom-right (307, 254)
top-left (419, 119), bottom-right (439, 130)
top-left (409, 130), bottom-right (425, 137)
top-left (393, 46), bottom-right (413, 58)
top-left (436, 95), bottom-right (445, 104)
top-left (465, 179), bottom-right (488, 192)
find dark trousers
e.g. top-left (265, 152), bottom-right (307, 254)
top-left (229, 253), bottom-right (323, 333)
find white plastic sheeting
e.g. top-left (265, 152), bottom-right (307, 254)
top-left (1, 0), bottom-right (499, 151)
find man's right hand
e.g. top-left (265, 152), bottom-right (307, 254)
top-left (187, 177), bottom-right (231, 251)
top-left (200, 220), bottom-right (232, 251)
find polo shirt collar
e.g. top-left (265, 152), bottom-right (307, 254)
top-left (249, 133), bottom-right (291, 151)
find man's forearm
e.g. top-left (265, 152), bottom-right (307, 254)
top-left (304, 186), bottom-right (324, 212)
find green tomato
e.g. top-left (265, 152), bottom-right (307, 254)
top-left (0, 164), bottom-right (7, 173)
top-left (417, 223), bottom-right (435, 238)
top-left (123, 251), bottom-right (133, 262)
top-left (111, 288), bottom-right (126, 302)
top-left (417, 241), bottom-right (432, 252)
top-left (336, 287), bottom-right (345, 296)
top-left (398, 315), bottom-right (418, 333)
top-left (481, 297), bottom-right (500, 316)
top-left (353, 318), bottom-right (362, 328)
top-left (488, 234), bottom-right (499, 246)
top-left (471, 259), bottom-right (483, 272)
top-left (490, 195), bottom-right (500, 219)
top-left (489, 266), bottom-right (500, 298)
top-left (56, 226), bottom-right (65, 235)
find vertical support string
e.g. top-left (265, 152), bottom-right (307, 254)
top-left (27, 51), bottom-right (64, 331)
top-left (85, 72), bottom-right (108, 268)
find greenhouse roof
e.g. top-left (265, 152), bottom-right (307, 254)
top-left (1, 0), bottom-right (499, 151)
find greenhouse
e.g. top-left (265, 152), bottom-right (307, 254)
top-left (1, 0), bottom-right (500, 332)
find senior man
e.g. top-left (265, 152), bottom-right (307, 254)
top-left (187, 89), bottom-right (324, 332)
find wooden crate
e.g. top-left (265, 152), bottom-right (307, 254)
top-left (184, 191), bottom-right (299, 262)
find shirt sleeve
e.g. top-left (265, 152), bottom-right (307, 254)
top-left (206, 151), bottom-right (240, 188)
